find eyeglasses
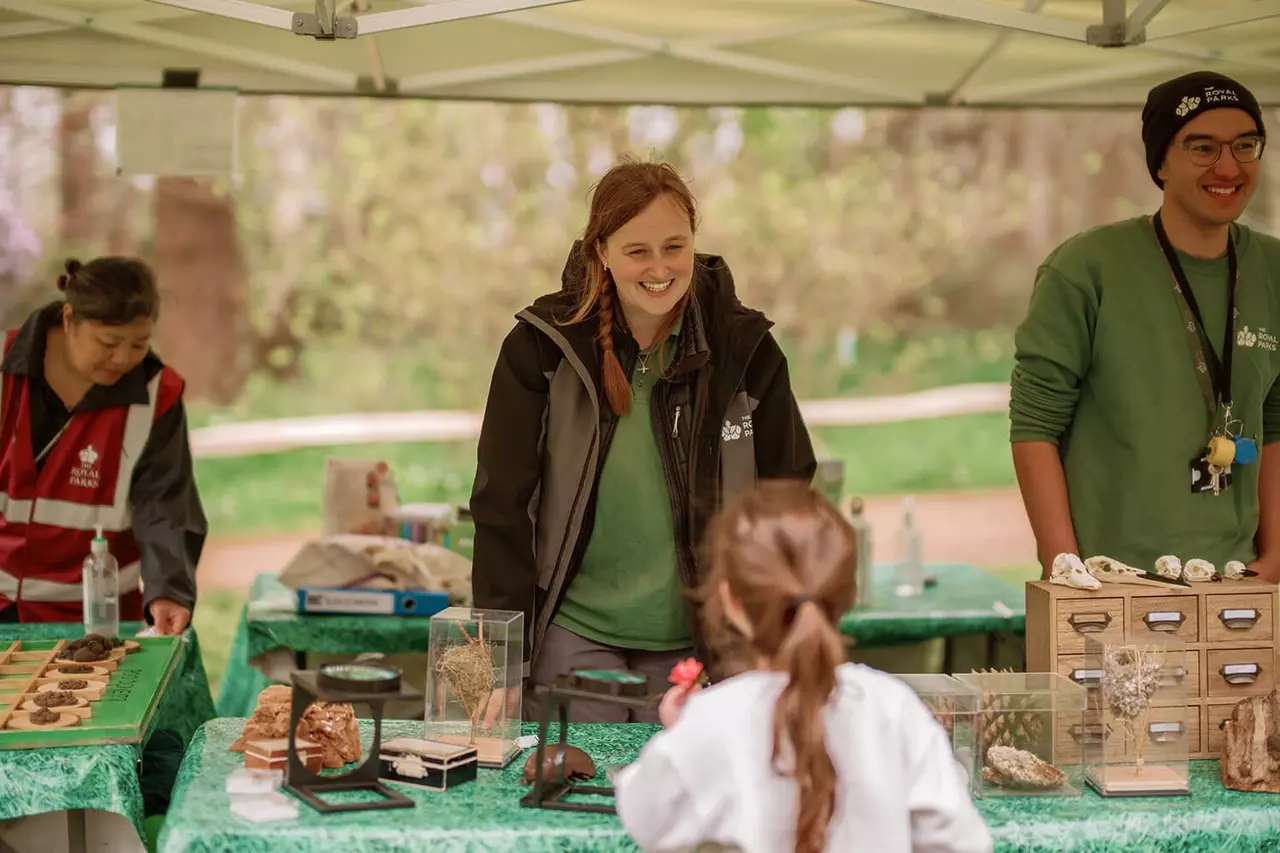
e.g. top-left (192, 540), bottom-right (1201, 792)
top-left (1180, 135), bottom-right (1266, 167)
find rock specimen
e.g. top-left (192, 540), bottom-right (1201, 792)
top-left (1221, 689), bottom-right (1280, 793)
top-left (981, 745), bottom-right (1066, 790)
top-left (57, 680), bottom-right (89, 691)
top-left (33, 690), bottom-right (76, 708)
top-left (297, 702), bottom-right (362, 769)
top-left (521, 744), bottom-right (597, 785)
top-left (56, 665), bottom-right (95, 674)
top-left (230, 685), bottom-right (362, 769)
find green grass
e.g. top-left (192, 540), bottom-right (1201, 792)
top-left (193, 412), bottom-right (1016, 537)
top-left (191, 589), bottom-right (246, 698)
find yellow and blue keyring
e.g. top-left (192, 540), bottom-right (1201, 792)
top-left (1234, 434), bottom-right (1259, 465)
top-left (1207, 435), bottom-right (1236, 467)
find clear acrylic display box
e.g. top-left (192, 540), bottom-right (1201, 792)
top-left (953, 671), bottom-right (1087, 798)
top-left (897, 674), bottom-right (981, 788)
top-left (425, 608), bottom-right (523, 768)
top-left (1082, 634), bottom-right (1190, 797)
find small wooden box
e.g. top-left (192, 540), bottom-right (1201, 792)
top-left (1027, 578), bottom-right (1280, 760)
top-left (379, 737), bottom-right (478, 791)
top-left (244, 737), bottom-right (323, 773)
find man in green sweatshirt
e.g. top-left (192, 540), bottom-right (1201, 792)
top-left (1010, 71), bottom-right (1280, 582)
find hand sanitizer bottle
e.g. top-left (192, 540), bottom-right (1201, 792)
top-left (893, 496), bottom-right (924, 597)
top-left (82, 524), bottom-right (119, 638)
top-left (848, 497), bottom-right (874, 607)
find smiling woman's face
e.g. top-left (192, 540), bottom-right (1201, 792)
top-left (599, 192), bottom-right (695, 335)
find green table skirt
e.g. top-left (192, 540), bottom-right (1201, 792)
top-left (0, 623), bottom-right (216, 835)
top-left (161, 718), bottom-right (1278, 853)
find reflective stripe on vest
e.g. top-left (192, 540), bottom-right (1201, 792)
top-left (0, 560), bottom-right (142, 602)
top-left (0, 372), bottom-right (161, 532)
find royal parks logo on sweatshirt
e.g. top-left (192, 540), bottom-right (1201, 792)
top-left (1238, 325), bottom-right (1279, 352)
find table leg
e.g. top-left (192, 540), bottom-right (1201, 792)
top-left (941, 636), bottom-right (955, 674)
top-left (294, 650), bottom-right (308, 670)
top-left (66, 810), bottom-right (86, 853)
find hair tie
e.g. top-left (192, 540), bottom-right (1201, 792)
top-left (56, 274), bottom-right (69, 292)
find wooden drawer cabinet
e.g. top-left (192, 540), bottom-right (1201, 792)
top-left (1028, 579), bottom-right (1278, 760)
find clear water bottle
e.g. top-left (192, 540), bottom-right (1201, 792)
top-left (848, 497), bottom-right (874, 608)
top-left (893, 496), bottom-right (924, 597)
top-left (82, 524), bottom-right (119, 638)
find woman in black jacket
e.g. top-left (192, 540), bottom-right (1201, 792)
top-left (470, 159), bottom-right (816, 723)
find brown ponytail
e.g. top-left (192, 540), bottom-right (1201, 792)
top-left (772, 601), bottom-right (845, 853)
top-left (698, 481), bottom-right (858, 853)
top-left (563, 158), bottom-right (699, 417)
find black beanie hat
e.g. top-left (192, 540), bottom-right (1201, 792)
top-left (1141, 71), bottom-right (1266, 188)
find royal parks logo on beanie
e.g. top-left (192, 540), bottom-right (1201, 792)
top-left (1142, 71), bottom-right (1265, 187)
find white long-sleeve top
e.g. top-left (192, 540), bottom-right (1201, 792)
top-left (614, 662), bottom-right (994, 853)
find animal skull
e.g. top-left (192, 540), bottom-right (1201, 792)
top-left (1154, 555), bottom-right (1183, 580)
top-left (1224, 560), bottom-right (1248, 580)
top-left (1183, 558), bottom-right (1215, 582)
top-left (1050, 553), bottom-right (1101, 590)
top-left (1085, 556), bottom-right (1144, 583)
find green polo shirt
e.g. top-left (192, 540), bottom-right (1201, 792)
top-left (553, 325), bottom-right (691, 651)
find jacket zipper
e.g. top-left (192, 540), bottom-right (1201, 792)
top-left (653, 382), bottom-right (699, 609)
top-left (672, 405), bottom-right (681, 439)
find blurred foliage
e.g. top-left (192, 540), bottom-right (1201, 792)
top-left (3, 88), bottom-right (1277, 412)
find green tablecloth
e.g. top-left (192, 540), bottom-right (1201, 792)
top-left (161, 718), bottom-right (1280, 853)
top-left (220, 565), bottom-right (1026, 716)
top-left (216, 574), bottom-right (437, 717)
top-left (0, 623), bottom-right (216, 835)
top-left (840, 562), bottom-right (1025, 647)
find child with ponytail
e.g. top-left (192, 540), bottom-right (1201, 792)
top-left (614, 481), bottom-right (992, 853)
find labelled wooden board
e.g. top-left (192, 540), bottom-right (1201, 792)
top-left (0, 636), bottom-right (181, 749)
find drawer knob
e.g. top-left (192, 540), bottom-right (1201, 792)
top-left (1067, 612), bottom-right (1112, 633)
top-left (1219, 608), bottom-right (1260, 630)
top-left (1069, 723), bottom-right (1110, 745)
top-left (1147, 721), bottom-right (1186, 744)
top-left (1069, 668), bottom-right (1103, 687)
top-left (1143, 611), bottom-right (1186, 631)
top-left (1157, 665), bottom-right (1188, 687)
top-left (1220, 662), bottom-right (1261, 685)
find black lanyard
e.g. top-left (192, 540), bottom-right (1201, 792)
top-left (1152, 210), bottom-right (1239, 421)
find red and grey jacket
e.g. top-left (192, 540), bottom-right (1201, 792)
top-left (470, 243), bottom-right (817, 677)
top-left (0, 303), bottom-right (207, 623)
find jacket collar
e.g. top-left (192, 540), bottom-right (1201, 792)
top-left (2, 301), bottom-right (160, 409)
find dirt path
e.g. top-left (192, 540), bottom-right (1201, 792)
top-left (195, 486), bottom-right (1038, 593)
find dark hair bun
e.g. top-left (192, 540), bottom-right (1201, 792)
top-left (64, 258), bottom-right (82, 277)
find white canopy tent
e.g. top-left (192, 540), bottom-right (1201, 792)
top-left (0, 0), bottom-right (1277, 107)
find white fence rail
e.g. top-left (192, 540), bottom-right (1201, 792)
top-left (188, 382), bottom-right (1011, 459)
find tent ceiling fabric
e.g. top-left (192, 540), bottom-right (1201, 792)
top-left (0, 0), bottom-right (1278, 106)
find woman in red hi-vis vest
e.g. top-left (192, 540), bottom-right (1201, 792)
top-left (0, 256), bottom-right (206, 634)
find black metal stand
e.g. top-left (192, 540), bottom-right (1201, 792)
top-left (519, 672), bottom-right (660, 814)
top-left (283, 665), bottom-right (421, 814)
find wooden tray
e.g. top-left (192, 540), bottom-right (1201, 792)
top-left (0, 636), bottom-right (182, 749)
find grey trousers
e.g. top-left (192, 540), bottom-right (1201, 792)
top-left (526, 624), bottom-right (693, 723)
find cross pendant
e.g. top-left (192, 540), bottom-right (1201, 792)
top-left (639, 362), bottom-right (648, 374)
